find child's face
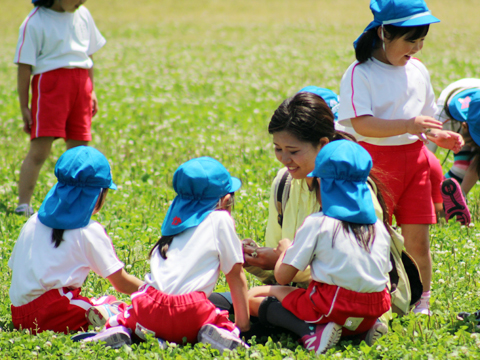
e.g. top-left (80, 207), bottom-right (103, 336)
top-left (379, 31), bottom-right (426, 67)
top-left (273, 131), bottom-right (322, 180)
top-left (51, 0), bottom-right (87, 13)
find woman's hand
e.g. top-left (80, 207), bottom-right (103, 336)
top-left (242, 238), bottom-right (291, 270)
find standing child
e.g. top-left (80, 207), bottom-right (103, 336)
top-left (337, 0), bottom-right (464, 315)
top-left (14, 0), bottom-right (106, 216)
top-left (84, 157), bottom-right (250, 352)
top-left (8, 146), bottom-right (143, 334)
top-left (248, 140), bottom-right (392, 355)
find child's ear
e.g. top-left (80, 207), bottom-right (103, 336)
top-left (220, 194), bottom-right (232, 208)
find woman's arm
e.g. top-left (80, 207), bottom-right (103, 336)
top-left (225, 263), bottom-right (250, 332)
top-left (351, 115), bottom-right (443, 140)
top-left (106, 268), bottom-right (143, 295)
top-left (17, 63), bottom-right (32, 134)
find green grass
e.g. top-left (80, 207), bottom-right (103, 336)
top-left (1, 0), bottom-right (480, 358)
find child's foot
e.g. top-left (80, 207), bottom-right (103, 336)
top-left (14, 204), bottom-right (34, 217)
top-left (360, 320), bottom-right (388, 346)
top-left (86, 301), bottom-right (123, 328)
top-left (441, 178), bottom-right (471, 225)
top-left (300, 322), bottom-right (342, 355)
top-left (197, 324), bottom-right (248, 353)
top-left (71, 332), bottom-right (98, 342)
top-left (82, 326), bottom-right (132, 349)
top-left (413, 295), bottom-right (431, 316)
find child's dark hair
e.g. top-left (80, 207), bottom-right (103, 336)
top-left (51, 188), bottom-right (109, 248)
top-left (355, 24), bottom-right (430, 63)
top-left (269, 92), bottom-right (355, 147)
top-left (150, 193), bottom-right (235, 260)
top-left (33, 0), bottom-right (55, 8)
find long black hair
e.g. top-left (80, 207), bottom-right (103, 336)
top-left (355, 24), bottom-right (430, 64)
top-left (51, 189), bottom-right (109, 248)
top-left (33, 0), bottom-right (55, 8)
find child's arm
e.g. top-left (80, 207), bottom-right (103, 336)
top-left (17, 63), bottom-right (32, 134)
top-left (426, 130), bottom-right (464, 153)
top-left (274, 239), bottom-right (299, 285)
top-left (106, 268), bottom-right (143, 295)
top-left (225, 263), bottom-right (250, 332)
top-left (88, 56), bottom-right (98, 117)
top-left (351, 115), bottom-right (443, 141)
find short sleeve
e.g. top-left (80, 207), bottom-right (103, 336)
top-left (80, 222), bottom-right (123, 278)
top-left (213, 211), bottom-right (244, 275)
top-left (264, 169), bottom-right (284, 249)
top-left (338, 62), bottom-right (373, 127)
top-left (83, 7), bottom-right (106, 55)
top-left (14, 14), bottom-right (41, 66)
top-left (282, 216), bottom-right (319, 271)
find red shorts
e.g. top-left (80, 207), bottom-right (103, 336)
top-left (282, 282), bottom-right (391, 336)
top-left (360, 141), bottom-right (436, 225)
top-left (31, 68), bottom-right (93, 141)
top-left (425, 149), bottom-right (443, 204)
top-left (106, 284), bottom-right (236, 344)
top-left (11, 288), bottom-right (117, 334)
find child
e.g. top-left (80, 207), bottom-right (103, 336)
top-left (248, 140), bottom-right (392, 355)
top-left (84, 157), bottom-right (250, 352)
top-left (14, 0), bottom-right (106, 216)
top-left (8, 146), bottom-right (143, 334)
top-left (433, 79), bottom-right (480, 224)
top-left (337, 0), bottom-right (464, 315)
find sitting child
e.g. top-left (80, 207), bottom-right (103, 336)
top-left (8, 146), bottom-right (143, 334)
top-left (248, 140), bottom-right (392, 354)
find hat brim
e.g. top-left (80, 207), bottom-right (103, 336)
top-left (109, 182), bottom-right (117, 190)
top-left (389, 14), bottom-right (440, 27)
top-left (230, 177), bottom-right (242, 193)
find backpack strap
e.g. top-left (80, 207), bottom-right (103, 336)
top-left (274, 168), bottom-right (292, 227)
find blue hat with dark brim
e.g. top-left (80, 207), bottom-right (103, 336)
top-left (308, 140), bottom-right (376, 224)
top-left (448, 88), bottom-right (480, 123)
top-left (466, 92), bottom-right (480, 147)
top-left (298, 86), bottom-right (340, 120)
top-left (161, 157), bottom-right (242, 236)
top-left (354, 0), bottom-right (440, 48)
top-left (38, 146), bottom-right (117, 230)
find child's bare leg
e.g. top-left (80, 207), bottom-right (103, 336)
top-left (461, 156), bottom-right (479, 195)
top-left (66, 139), bottom-right (88, 149)
top-left (18, 137), bottom-right (55, 205)
top-left (401, 224), bottom-right (431, 292)
top-left (248, 285), bottom-right (298, 317)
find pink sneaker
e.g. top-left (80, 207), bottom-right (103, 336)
top-left (441, 178), bottom-right (471, 225)
top-left (413, 296), bottom-right (431, 316)
top-left (300, 322), bottom-right (342, 354)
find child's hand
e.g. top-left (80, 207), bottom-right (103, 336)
top-left (91, 90), bottom-right (98, 117)
top-left (406, 116), bottom-right (443, 144)
top-left (21, 106), bottom-right (32, 134)
top-left (428, 130), bottom-right (464, 153)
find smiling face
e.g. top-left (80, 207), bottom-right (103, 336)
top-left (374, 28), bottom-right (426, 67)
top-left (273, 130), bottom-right (323, 181)
top-left (51, 0), bottom-right (86, 13)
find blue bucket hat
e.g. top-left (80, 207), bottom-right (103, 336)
top-left (308, 140), bottom-right (376, 224)
top-left (355, 0), bottom-right (440, 47)
top-left (161, 157), bottom-right (242, 236)
top-left (466, 92), bottom-right (480, 147)
top-left (38, 146), bottom-right (117, 230)
top-left (448, 88), bottom-right (480, 123)
top-left (298, 86), bottom-right (340, 120)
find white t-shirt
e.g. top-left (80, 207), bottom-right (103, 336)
top-left (282, 212), bottom-right (391, 293)
top-left (145, 211), bottom-right (244, 296)
top-left (14, 6), bottom-right (106, 75)
top-left (435, 78), bottom-right (480, 123)
top-left (338, 58), bottom-right (437, 146)
top-left (8, 214), bottom-right (124, 307)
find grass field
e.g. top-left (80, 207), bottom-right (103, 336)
top-left (1, 0), bottom-right (480, 358)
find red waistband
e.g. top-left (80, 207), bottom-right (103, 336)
top-left (359, 140), bottom-right (424, 153)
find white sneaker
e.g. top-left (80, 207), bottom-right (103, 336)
top-left (363, 320), bottom-right (388, 346)
top-left (15, 204), bottom-right (34, 217)
top-left (197, 324), bottom-right (248, 353)
top-left (413, 296), bottom-right (431, 316)
top-left (82, 326), bottom-right (131, 349)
